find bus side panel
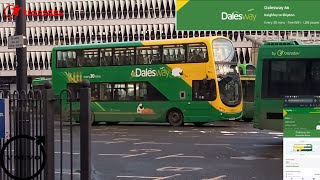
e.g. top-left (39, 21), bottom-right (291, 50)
top-left (92, 101), bottom-right (166, 122)
top-left (254, 99), bottom-right (283, 131)
top-left (183, 101), bottom-right (221, 123)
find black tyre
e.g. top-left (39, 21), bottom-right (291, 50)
top-left (167, 109), bottom-right (184, 126)
top-left (193, 122), bottom-right (205, 127)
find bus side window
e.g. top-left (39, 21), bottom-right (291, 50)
top-left (192, 80), bottom-right (216, 101)
top-left (163, 44), bottom-right (185, 64)
top-left (188, 43), bottom-right (208, 63)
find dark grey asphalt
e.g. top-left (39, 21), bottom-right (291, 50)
top-left (54, 121), bottom-right (283, 180)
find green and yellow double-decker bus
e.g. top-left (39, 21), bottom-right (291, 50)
top-left (51, 36), bottom-right (243, 126)
top-left (254, 40), bottom-right (320, 131)
top-left (238, 64), bottom-right (255, 121)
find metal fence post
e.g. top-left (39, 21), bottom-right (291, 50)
top-left (80, 80), bottom-right (91, 180)
top-left (43, 81), bottom-right (54, 180)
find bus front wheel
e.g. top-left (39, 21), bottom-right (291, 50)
top-left (167, 109), bottom-right (184, 126)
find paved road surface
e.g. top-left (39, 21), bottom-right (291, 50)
top-left (54, 121), bottom-right (283, 180)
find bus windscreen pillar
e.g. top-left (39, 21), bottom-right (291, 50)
top-left (283, 96), bottom-right (320, 179)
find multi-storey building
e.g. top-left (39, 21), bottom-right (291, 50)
top-left (1, 0), bottom-right (320, 91)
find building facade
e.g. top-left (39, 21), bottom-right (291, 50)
top-left (1, 0), bottom-right (320, 91)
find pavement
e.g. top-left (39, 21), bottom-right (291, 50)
top-left (54, 121), bottom-right (283, 180)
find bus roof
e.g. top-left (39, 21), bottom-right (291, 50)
top-left (260, 40), bottom-right (320, 48)
top-left (52, 36), bottom-right (230, 51)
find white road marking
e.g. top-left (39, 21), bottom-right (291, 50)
top-left (134, 142), bottom-right (172, 145)
top-left (253, 144), bottom-right (283, 147)
top-left (230, 156), bottom-right (280, 160)
top-left (155, 154), bottom-right (205, 160)
top-left (122, 153), bottom-right (148, 158)
top-left (104, 141), bottom-right (126, 144)
top-left (156, 167), bottom-right (202, 172)
top-left (268, 132), bottom-right (283, 135)
top-left (117, 174), bottom-right (181, 179)
top-left (130, 149), bottom-right (162, 153)
top-left (194, 143), bottom-right (231, 146)
top-left (54, 171), bottom-right (80, 175)
top-left (203, 175), bottom-right (227, 180)
top-left (98, 153), bottom-right (130, 157)
top-left (169, 130), bottom-right (185, 133)
top-left (223, 134), bottom-right (235, 136)
top-left (220, 131), bottom-right (237, 134)
top-left (113, 138), bottom-right (140, 141)
top-left (54, 152), bottom-right (80, 155)
top-left (98, 153), bottom-right (148, 158)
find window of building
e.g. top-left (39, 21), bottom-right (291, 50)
top-left (163, 44), bottom-right (186, 63)
top-left (187, 43), bottom-right (208, 63)
top-left (192, 80), bottom-right (216, 101)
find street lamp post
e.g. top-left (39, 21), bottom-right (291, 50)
top-left (14, 0), bottom-right (30, 178)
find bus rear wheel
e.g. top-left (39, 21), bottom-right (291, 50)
top-left (167, 109), bottom-right (184, 126)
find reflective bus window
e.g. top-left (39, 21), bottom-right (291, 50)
top-left (246, 65), bottom-right (256, 75)
top-left (192, 80), bottom-right (216, 101)
top-left (212, 38), bottom-right (236, 63)
top-left (77, 49), bottom-right (99, 67)
top-left (136, 46), bottom-right (161, 64)
top-left (187, 43), bottom-right (208, 63)
top-left (114, 47), bottom-right (135, 65)
top-left (242, 80), bottom-right (255, 102)
top-left (263, 60), bottom-right (307, 98)
top-left (136, 83), bottom-right (147, 100)
top-left (91, 83), bottom-right (100, 100)
top-left (67, 83), bottom-right (80, 101)
top-left (163, 44), bottom-right (186, 63)
top-left (100, 83), bottom-right (112, 100)
top-left (57, 51), bottom-right (77, 68)
top-left (100, 49), bottom-right (113, 66)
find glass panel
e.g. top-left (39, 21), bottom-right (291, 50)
top-left (77, 49), bottom-right (99, 67)
top-left (265, 60), bottom-right (307, 98)
top-left (246, 65), bottom-right (256, 75)
top-left (136, 46), bottom-right (161, 64)
top-left (243, 80), bottom-right (255, 102)
top-left (100, 49), bottom-right (113, 66)
top-left (100, 83), bottom-right (112, 100)
top-left (212, 38), bottom-right (236, 63)
top-left (136, 82), bottom-right (147, 101)
top-left (187, 43), bottom-right (208, 63)
top-left (192, 80), bottom-right (216, 101)
top-left (57, 51), bottom-right (77, 68)
top-left (163, 44), bottom-right (185, 63)
top-left (114, 47), bottom-right (135, 65)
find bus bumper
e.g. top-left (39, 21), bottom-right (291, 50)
top-left (220, 111), bottom-right (243, 120)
